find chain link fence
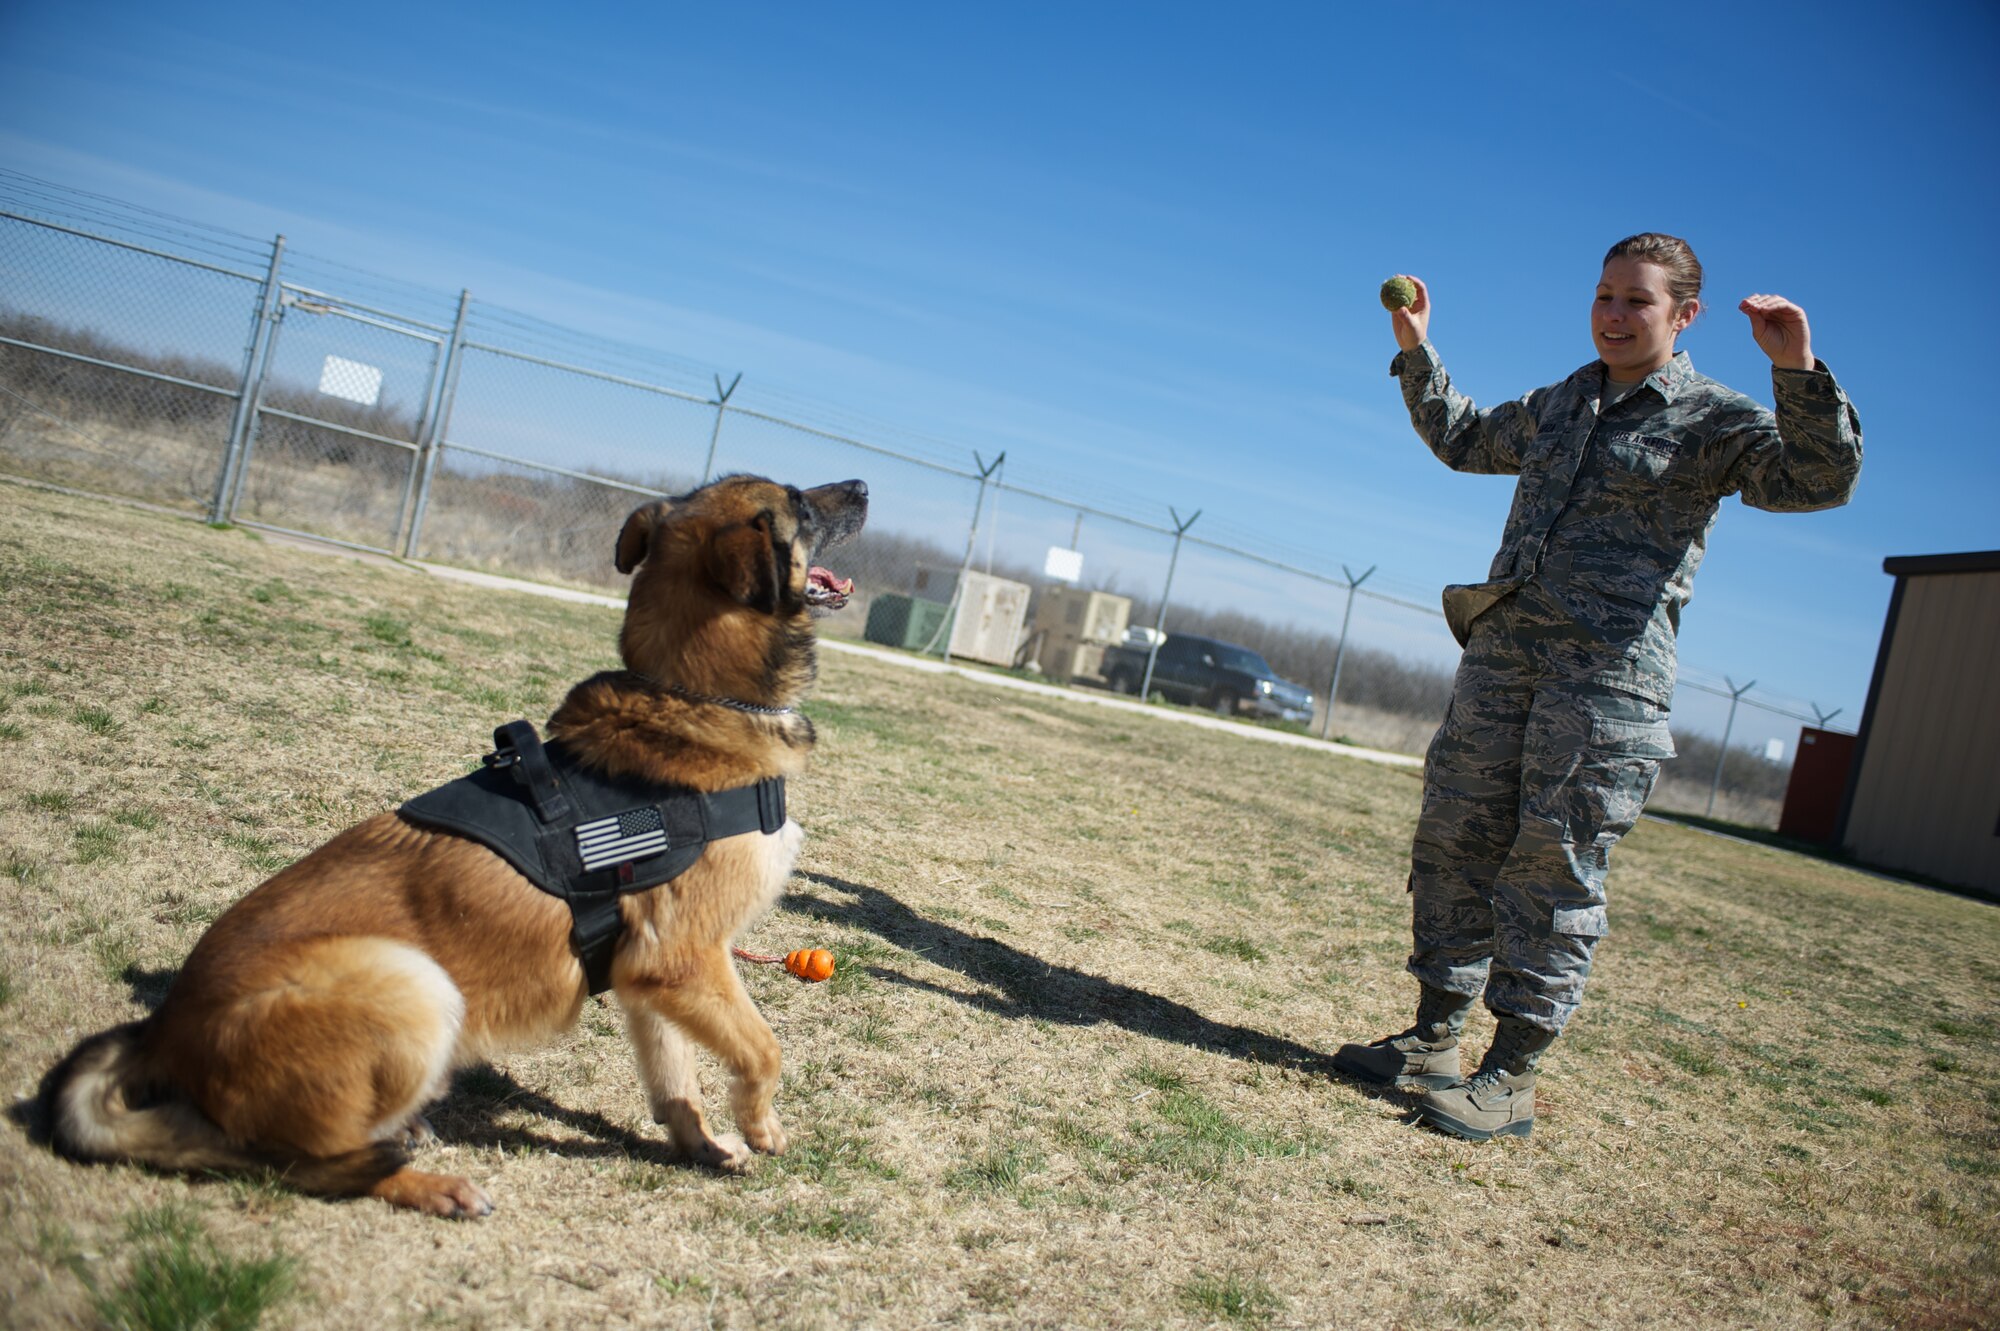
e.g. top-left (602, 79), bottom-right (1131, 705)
top-left (0, 173), bottom-right (1847, 828)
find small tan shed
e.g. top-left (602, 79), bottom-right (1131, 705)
top-left (1838, 551), bottom-right (2000, 899)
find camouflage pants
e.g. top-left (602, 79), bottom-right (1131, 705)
top-left (1406, 612), bottom-right (1674, 1034)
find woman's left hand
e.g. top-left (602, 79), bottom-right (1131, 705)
top-left (1740, 295), bottom-right (1815, 371)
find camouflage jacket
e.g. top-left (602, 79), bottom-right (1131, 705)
top-left (1392, 341), bottom-right (1862, 703)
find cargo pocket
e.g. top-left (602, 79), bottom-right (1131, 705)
top-left (1589, 707), bottom-right (1677, 760)
top-left (1551, 903), bottom-right (1609, 940)
top-left (1520, 688), bottom-right (1674, 891)
top-left (1568, 711), bottom-right (1672, 850)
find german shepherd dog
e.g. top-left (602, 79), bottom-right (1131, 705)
top-left (44, 475), bottom-right (867, 1217)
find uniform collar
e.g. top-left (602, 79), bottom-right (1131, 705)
top-left (1581, 349), bottom-right (1695, 406)
top-left (1648, 350), bottom-right (1697, 404)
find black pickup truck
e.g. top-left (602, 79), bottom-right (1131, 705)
top-left (1100, 632), bottom-right (1315, 724)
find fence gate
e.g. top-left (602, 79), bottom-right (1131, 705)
top-left (221, 286), bottom-right (451, 553)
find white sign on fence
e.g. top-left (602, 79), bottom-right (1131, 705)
top-left (1043, 546), bottom-right (1083, 583)
top-left (318, 355), bottom-right (383, 406)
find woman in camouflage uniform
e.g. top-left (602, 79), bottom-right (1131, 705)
top-left (1333, 234), bottom-right (1862, 1139)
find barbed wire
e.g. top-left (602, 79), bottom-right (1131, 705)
top-left (0, 170), bottom-right (270, 271)
top-left (280, 249), bottom-right (463, 329)
top-left (464, 301), bottom-right (721, 397)
top-left (728, 381), bottom-right (995, 476)
top-left (0, 174), bottom-right (1853, 736)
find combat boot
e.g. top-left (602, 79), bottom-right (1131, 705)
top-left (1332, 984), bottom-right (1472, 1091)
top-left (1417, 1015), bottom-right (1557, 1140)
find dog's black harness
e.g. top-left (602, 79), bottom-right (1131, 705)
top-left (398, 721), bottom-right (786, 995)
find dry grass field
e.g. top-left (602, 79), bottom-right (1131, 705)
top-left (2, 479), bottom-right (1996, 1331)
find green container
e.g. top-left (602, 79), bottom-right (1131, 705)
top-left (865, 594), bottom-right (953, 650)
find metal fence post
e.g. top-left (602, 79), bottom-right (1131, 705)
top-left (1138, 506), bottom-right (1200, 702)
top-left (392, 289), bottom-right (467, 554)
top-left (983, 455), bottom-right (1004, 574)
top-left (700, 372), bottom-right (741, 483)
top-left (401, 289), bottom-right (470, 560)
top-left (1319, 564), bottom-right (1375, 740)
top-left (926, 451), bottom-right (1004, 664)
top-left (1706, 676), bottom-right (1756, 818)
top-left (208, 233), bottom-right (285, 523)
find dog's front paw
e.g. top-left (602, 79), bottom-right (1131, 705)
top-left (373, 1168), bottom-right (494, 1220)
top-left (434, 1177), bottom-right (495, 1220)
top-left (742, 1115), bottom-right (788, 1157)
top-left (690, 1131), bottom-right (755, 1174)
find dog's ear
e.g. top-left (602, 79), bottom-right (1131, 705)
top-left (615, 501), bottom-right (672, 575)
top-left (709, 512), bottom-right (783, 613)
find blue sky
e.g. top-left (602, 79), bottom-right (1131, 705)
top-left (3, 0), bottom-right (1996, 739)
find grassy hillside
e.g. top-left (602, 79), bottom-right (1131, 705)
top-left (1, 480), bottom-right (1994, 1330)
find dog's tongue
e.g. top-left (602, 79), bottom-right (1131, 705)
top-left (807, 566), bottom-right (854, 608)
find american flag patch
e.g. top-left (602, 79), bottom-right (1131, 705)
top-left (575, 806), bottom-right (668, 870)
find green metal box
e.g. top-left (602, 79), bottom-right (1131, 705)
top-left (864, 594), bottom-right (953, 651)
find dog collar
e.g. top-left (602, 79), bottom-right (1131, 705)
top-left (644, 675), bottom-right (796, 717)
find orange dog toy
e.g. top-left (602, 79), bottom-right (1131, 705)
top-left (731, 946), bottom-right (836, 982)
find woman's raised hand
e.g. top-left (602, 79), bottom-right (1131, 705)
top-left (1391, 275), bottom-right (1430, 352)
top-left (1739, 294), bottom-right (1814, 371)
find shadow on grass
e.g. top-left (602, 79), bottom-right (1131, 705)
top-left (787, 870), bottom-right (1407, 1102)
top-left (119, 964), bottom-right (178, 1011)
top-left (421, 1060), bottom-right (677, 1165)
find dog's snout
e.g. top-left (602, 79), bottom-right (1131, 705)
top-left (803, 480), bottom-right (868, 545)
top-left (810, 479), bottom-right (866, 507)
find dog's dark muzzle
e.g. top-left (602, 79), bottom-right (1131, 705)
top-left (803, 479), bottom-right (868, 552)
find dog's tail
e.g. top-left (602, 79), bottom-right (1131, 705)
top-left (46, 1021), bottom-right (404, 1193)
top-left (50, 1021), bottom-right (247, 1173)
top-left (50, 1020), bottom-right (261, 1174)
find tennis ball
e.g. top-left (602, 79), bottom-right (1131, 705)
top-left (1379, 276), bottom-right (1418, 311)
